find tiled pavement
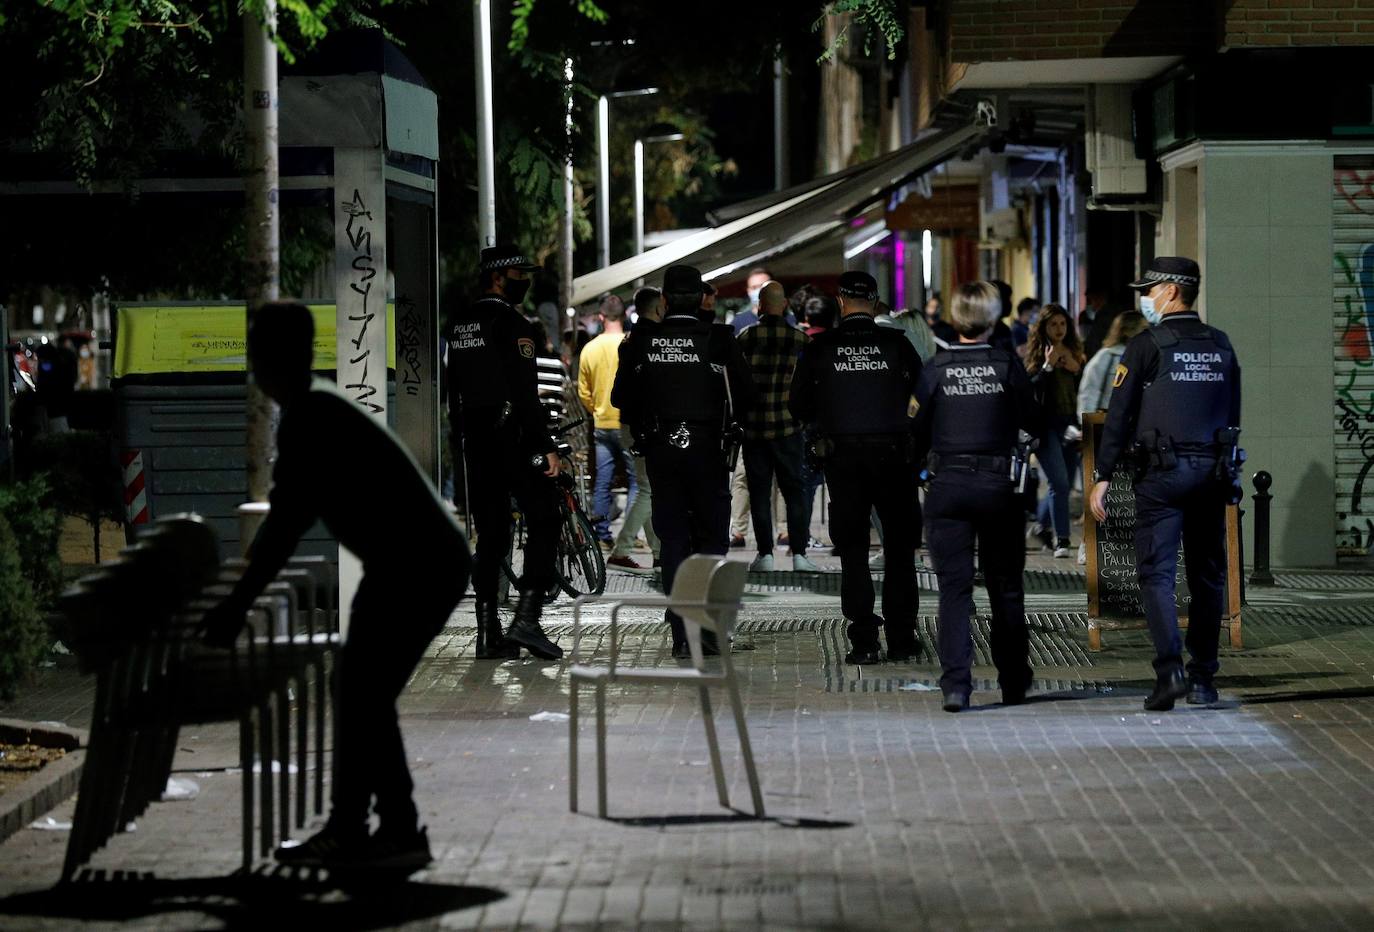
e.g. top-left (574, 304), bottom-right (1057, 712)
top-left (4, 555), bottom-right (1374, 928)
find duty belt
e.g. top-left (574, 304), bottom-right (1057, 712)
top-left (930, 452), bottom-right (1011, 474)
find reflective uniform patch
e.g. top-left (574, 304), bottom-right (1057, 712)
top-left (517, 337), bottom-right (535, 359)
top-left (1113, 363), bottom-right (1128, 388)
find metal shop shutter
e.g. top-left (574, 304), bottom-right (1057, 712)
top-left (1334, 155), bottom-right (1374, 558)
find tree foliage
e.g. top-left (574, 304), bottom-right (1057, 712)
top-left (3, 0), bottom-right (902, 306)
top-left (815, 0), bottom-right (905, 62)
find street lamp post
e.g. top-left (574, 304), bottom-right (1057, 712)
top-left (594, 87), bottom-right (658, 269)
top-left (473, 0), bottom-right (496, 248)
top-left (633, 126), bottom-right (685, 256)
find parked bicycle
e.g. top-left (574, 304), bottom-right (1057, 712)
top-left (501, 418), bottom-right (606, 603)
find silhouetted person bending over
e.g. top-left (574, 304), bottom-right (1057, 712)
top-left (203, 302), bottom-right (466, 874)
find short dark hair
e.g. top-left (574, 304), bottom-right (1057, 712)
top-left (747, 266), bottom-right (771, 279)
top-left (599, 293), bottom-right (626, 322)
top-left (789, 283), bottom-right (822, 318)
top-left (988, 279), bottom-right (1013, 317)
top-left (1177, 283), bottom-right (1198, 307)
top-left (803, 294), bottom-right (838, 330)
top-left (1016, 297), bottom-right (1040, 316)
top-left (664, 292), bottom-right (701, 317)
top-left (249, 301), bottom-right (315, 374)
top-left (633, 287), bottom-right (661, 315)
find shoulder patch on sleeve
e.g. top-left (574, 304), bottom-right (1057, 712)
top-left (1113, 362), bottom-right (1128, 389)
top-left (517, 337), bottom-right (535, 359)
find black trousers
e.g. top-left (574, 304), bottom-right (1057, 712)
top-left (460, 432), bottom-right (559, 600)
top-left (742, 433), bottom-right (812, 556)
top-left (823, 444), bottom-right (920, 651)
top-left (332, 561), bottom-right (465, 833)
top-left (1134, 457), bottom-right (1227, 680)
top-left (645, 441), bottom-right (730, 647)
top-left (924, 470), bottom-right (1030, 696)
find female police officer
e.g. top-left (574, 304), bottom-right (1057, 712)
top-left (913, 281), bottom-right (1042, 712)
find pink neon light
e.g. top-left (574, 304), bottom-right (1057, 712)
top-left (893, 238), bottom-right (906, 310)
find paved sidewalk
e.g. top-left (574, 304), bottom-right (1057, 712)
top-left (3, 556), bottom-right (1374, 928)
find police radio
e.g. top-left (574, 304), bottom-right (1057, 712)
top-left (1214, 426), bottom-right (1245, 505)
top-left (1011, 431), bottom-right (1037, 494)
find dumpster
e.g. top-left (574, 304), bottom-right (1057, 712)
top-left (112, 303), bottom-right (397, 558)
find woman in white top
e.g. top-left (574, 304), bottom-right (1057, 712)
top-left (1077, 311), bottom-right (1148, 420)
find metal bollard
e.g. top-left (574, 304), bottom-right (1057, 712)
top-left (1249, 471), bottom-right (1274, 586)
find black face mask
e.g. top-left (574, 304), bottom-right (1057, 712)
top-left (504, 276), bottom-right (531, 305)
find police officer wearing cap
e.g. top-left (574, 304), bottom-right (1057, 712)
top-left (613, 265), bottom-right (753, 658)
top-left (789, 271), bottom-right (924, 665)
top-left (1088, 256), bottom-right (1241, 711)
top-left (914, 282), bottom-right (1042, 712)
top-left (447, 244), bottom-right (564, 662)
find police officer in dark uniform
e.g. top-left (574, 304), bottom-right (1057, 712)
top-left (914, 282), bottom-right (1043, 712)
top-left (1089, 257), bottom-right (1241, 711)
top-left (447, 244), bottom-right (564, 661)
top-left (613, 265), bottom-right (753, 658)
top-left (789, 271), bottom-right (923, 665)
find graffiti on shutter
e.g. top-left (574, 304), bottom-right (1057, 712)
top-left (1334, 156), bottom-right (1374, 557)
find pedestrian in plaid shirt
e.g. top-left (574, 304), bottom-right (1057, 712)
top-left (736, 280), bottom-right (820, 573)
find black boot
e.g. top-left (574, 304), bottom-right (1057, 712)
top-left (1187, 678), bottom-right (1219, 706)
top-left (474, 600), bottom-right (519, 660)
top-left (1144, 666), bottom-right (1187, 712)
top-left (506, 590), bottom-right (564, 660)
top-left (884, 622), bottom-right (924, 662)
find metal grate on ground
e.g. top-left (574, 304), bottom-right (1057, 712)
top-left (1246, 603), bottom-right (1374, 627)
top-left (600, 566), bottom-right (1084, 597)
top-left (1272, 571), bottom-right (1374, 591)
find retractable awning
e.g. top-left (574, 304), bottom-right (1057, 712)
top-left (570, 102), bottom-right (993, 305)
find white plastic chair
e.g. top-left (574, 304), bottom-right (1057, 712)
top-left (568, 554), bottom-right (764, 819)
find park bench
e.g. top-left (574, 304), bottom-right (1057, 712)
top-left (56, 515), bottom-right (339, 878)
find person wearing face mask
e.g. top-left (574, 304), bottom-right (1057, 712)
top-left (446, 244), bottom-right (565, 663)
top-left (1089, 257), bottom-right (1241, 712)
top-left (731, 266), bottom-right (798, 334)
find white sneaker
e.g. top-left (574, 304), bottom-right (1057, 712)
top-left (869, 551), bottom-right (885, 570)
top-left (1053, 544), bottom-right (1071, 559)
top-left (1076, 542), bottom-right (1087, 565)
top-left (792, 553), bottom-right (820, 573)
top-left (749, 553), bottom-right (775, 572)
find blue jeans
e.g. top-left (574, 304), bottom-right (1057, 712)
top-left (593, 427), bottom-right (637, 541)
top-left (1036, 418), bottom-right (1078, 542)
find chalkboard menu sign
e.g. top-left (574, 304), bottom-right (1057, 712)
top-left (1080, 413), bottom-right (1242, 650)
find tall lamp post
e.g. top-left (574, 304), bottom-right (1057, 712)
top-left (633, 124), bottom-right (684, 256)
top-left (595, 86), bottom-right (658, 268)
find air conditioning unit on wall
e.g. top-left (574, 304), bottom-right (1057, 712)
top-left (1087, 84), bottom-right (1147, 197)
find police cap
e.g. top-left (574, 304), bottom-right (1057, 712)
top-left (662, 265), bottom-right (705, 296)
top-left (1128, 256), bottom-right (1200, 291)
top-left (480, 244), bottom-right (539, 274)
top-left (837, 270), bottom-right (878, 301)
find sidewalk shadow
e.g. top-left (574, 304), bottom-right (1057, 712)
top-left (0, 867), bottom-right (503, 927)
top-left (607, 812), bottom-right (852, 830)
top-left (955, 690), bottom-right (1111, 713)
top-left (1240, 685), bottom-right (1374, 705)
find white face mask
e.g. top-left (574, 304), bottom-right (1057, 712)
top-left (1139, 293), bottom-right (1162, 325)
top-left (747, 287), bottom-right (762, 307)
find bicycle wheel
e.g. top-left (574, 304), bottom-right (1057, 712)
top-left (501, 511), bottom-right (559, 605)
top-left (555, 508), bottom-right (607, 598)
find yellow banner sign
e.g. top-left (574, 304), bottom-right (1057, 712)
top-left (113, 304), bottom-right (396, 378)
